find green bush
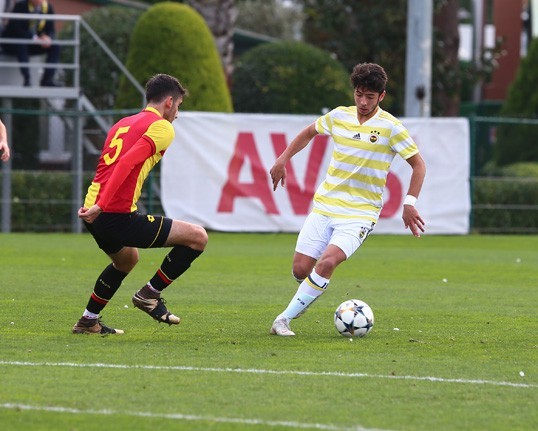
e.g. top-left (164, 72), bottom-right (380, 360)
top-left (494, 38), bottom-right (538, 166)
top-left (2, 171), bottom-right (79, 231)
top-left (232, 41), bottom-right (352, 114)
top-left (499, 162), bottom-right (538, 178)
top-left (60, 6), bottom-right (143, 110)
top-left (116, 2), bottom-right (232, 112)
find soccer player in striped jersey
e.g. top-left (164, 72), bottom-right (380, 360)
top-left (72, 74), bottom-right (208, 335)
top-left (270, 63), bottom-right (426, 336)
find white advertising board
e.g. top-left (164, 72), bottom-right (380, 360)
top-left (162, 112), bottom-right (470, 234)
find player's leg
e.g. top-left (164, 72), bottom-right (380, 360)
top-left (271, 218), bottom-right (374, 336)
top-left (132, 218), bottom-right (208, 324)
top-left (271, 247), bottom-right (344, 336)
top-left (271, 213), bottom-right (330, 336)
top-left (72, 247), bottom-right (138, 335)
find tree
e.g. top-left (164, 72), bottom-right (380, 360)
top-left (235, 0), bottom-right (303, 40)
top-left (185, 0), bottom-right (238, 79)
top-left (300, 0), bottom-right (466, 116)
top-left (494, 37), bottom-right (538, 166)
top-left (300, 0), bottom-right (407, 114)
top-left (60, 6), bottom-right (143, 110)
top-left (432, 0), bottom-right (461, 116)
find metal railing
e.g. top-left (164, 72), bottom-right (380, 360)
top-left (0, 12), bottom-right (80, 99)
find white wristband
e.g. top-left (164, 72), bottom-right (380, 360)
top-left (403, 195), bottom-right (417, 206)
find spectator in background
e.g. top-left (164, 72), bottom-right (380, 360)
top-left (0, 119), bottom-right (9, 162)
top-left (1, 0), bottom-right (60, 86)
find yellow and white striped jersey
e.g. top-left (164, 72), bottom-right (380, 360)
top-left (314, 106), bottom-right (419, 222)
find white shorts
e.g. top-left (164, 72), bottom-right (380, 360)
top-left (295, 212), bottom-right (375, 260)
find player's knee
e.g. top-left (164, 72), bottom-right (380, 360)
top-left (292, 264), bottom-right (309, 282)
top-left (192, 225), bottom-right (208, 251)
top-left (315, 256), bottom-right (339, 277)
top-left (113, 250), bottom-right (139, 273)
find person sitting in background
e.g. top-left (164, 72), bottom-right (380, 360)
top-left (1, 0), bottom-right (60, 87)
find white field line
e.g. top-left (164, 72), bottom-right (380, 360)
top-left (0, 403), bottom-right (393, 431)
top-left (0, 360), bottom-right (535, 388)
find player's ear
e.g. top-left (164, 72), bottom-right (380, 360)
top-left (165, 95), bottom-right (173, 108)
top-left (379, 90), bottom-right (386, 102)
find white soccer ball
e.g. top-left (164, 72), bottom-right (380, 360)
top-left (334, 299), bottom-right (374, 337)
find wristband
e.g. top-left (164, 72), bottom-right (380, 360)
top-left (403, 195), bottom-right (417, 206)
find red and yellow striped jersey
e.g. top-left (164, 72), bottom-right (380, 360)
top-left (83, 107), bottom-right (175, 213)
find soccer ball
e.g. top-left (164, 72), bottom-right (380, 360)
top-left (334, 299), bottom-right (374, 337)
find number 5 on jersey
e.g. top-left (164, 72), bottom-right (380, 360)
top-left (104, 126), bottom-right (130, 165)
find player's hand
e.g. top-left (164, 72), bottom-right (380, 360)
top-left (402, 205), bottom-right (425, 237)
top-left (0, 144), bottom-right (9, 162)
top-left (78, 205), bottom-right (102, 224)
top-left (270, 161), bottom-right (287, 191)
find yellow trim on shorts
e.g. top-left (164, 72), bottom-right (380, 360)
top-left (147, 216), bottom-right (165, 248)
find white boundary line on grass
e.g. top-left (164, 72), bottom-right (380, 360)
top-left (0, 403), bottom-right (393, 431)
top-left (0, 360), bottom-right (535, 388)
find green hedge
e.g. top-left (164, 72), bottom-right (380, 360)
top-left (472, 175), bottom-right (538, 233)
top-left (0, 171), bottom-right (163, 232)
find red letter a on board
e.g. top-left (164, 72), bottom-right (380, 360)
top-left (271, 133), bottom-right (328, 215)
top-left (217, 132), bottom-right (278, 214)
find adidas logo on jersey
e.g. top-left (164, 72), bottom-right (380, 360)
top-left (352, 132), bottom-right (361, 140)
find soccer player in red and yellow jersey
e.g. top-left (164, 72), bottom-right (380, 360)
top-left (72, 74), bottom-right (208, 335)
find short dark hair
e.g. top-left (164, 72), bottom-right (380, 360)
top-left (350, 63), bottom-right (387, 93)
top-left (145, 74), bottom-right (188, 104)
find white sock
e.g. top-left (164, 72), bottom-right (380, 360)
top-left (82, 310), bottom-right (99, 320)
top-left (280, 270), bottom-right (330, 321)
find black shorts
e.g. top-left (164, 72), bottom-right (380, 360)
top-left (84, 211), bottom-right (173, 255)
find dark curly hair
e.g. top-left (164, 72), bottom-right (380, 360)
top-left (350, 63), bottom-right (387, 93)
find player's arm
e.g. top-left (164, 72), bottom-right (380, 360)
top-left (0, 120), bottom-right (10, 162)
top-left (402, 153), bottom-right (426, 237)
top-left (79, 138), bottom-right (154, 223)
top-left (96, 136), bottom-right (154, 211)
top-left (270, 123), bottom-right (318, 190)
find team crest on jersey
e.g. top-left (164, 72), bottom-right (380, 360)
top-left (369, 130), bottom-right (380, 143)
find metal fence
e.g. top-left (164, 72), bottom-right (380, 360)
top-left (0, 12), bottom-right (144, 233)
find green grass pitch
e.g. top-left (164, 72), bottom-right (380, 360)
top-left (0, 232), bottom-right (536, 431)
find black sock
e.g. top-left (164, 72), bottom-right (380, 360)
top-left (85, 264), bottom-right (128, 314)
top-left (149, 246), bottom-right (202, 291)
